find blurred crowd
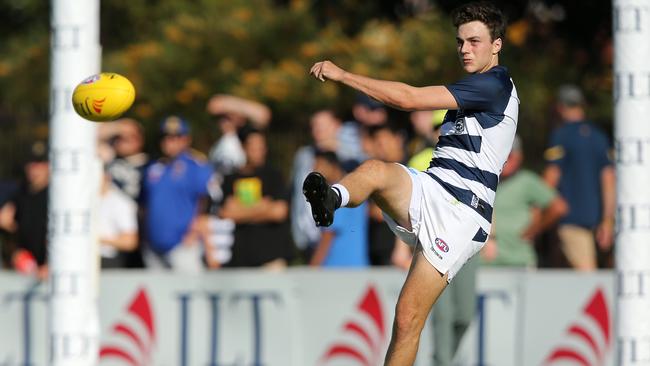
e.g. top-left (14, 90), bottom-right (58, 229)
top-left (0, 84), bottom-right (615, 277)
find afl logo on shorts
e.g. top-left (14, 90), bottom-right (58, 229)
top-left (435, 238), bottom-right (449, 253)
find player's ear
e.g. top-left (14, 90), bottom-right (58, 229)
top-left (492, 37), bottom-right (502, 54)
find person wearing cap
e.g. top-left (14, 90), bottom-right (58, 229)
top-left (542, 84), bottom-right (615, 271)
top-left (140, 116), bottom-right (216, 272)
top-left (0, 141), bottom-right (50, 279)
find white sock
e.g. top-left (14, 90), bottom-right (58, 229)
top-left (332, 183), bottom-right (350, 207)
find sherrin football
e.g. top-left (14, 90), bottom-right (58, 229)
top-left (72, 73), bottom-right (135, 122)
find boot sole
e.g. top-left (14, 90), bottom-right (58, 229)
top-left (302, 172), bottom-right (333, 227)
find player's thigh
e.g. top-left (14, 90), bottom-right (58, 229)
top-left (371, 163), bottom-right (413, 229)
top-left (395, 244), bottom-right (448, 326)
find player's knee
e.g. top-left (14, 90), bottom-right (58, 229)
top-left (359, 159), bottom-right (390, 178)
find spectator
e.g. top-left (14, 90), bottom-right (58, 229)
top-left (207, 94), bottom-right (271, 175)
top-left (309, 150), bottom-right (369, 267)
top-left (0, 179), bottom-right (18, 268)
top-left (543, 84), bottom-right (615, 270)
top-left (105, 118), bottom-right (149, 268)
top-left (140, 116), bottom-right (215, 272)
top-left (106, 118), bottom-right (149, 201)
top-left (220, 127), bottom-right (293, 268)
top-left (0, 141), bottom-right (49, 279)
top-left (201, 214), bottom-right (235, 269)
top-left (290, 109), bottom-right (342, 259)
top-left (98, 167), bottom-right (138, 268)
top-left (97, 122), bottom-right (121, 164)
top-left (482, 136), bottom-right (568, 267)
top-left (338, 93), bottom-right (388, 166)
top-left (366, 123), bottom-right (408, 265)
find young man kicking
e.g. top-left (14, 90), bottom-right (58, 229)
top-left (303, 2), bottom-right (518, 365)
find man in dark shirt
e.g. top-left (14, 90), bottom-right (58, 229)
top-left (220, 128), bottom-right (293, 267)
top-left (2, 141), bottom-right (50, 278)
top-left (543, 84), bottom-right (615, 270)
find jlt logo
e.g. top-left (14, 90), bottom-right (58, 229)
top-left (617, 203), bottom-right (650, 232)
top-left (51, 25), bottom-right (82, 50)
top-left (618, 336), bottom-right (650, 363)
top-left (617, 270), bottom-right (650, 298)
top-left (614, 72), bottom-right (650, 101)
top-left (615, 138), bottom-right (650, 166)
top-left (48, 209), bottom-right (91, 237)
top-left (99, 288), bottom-right (283, 366)
top-left (613, 5), bottom-right (650, 33)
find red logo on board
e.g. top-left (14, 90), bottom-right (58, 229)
top-left (320, 285), bottom-right (387, 365)
top-left (99, 288), bottom-right (156, 365)
top-left (543, 287), bottom-right (611, 365)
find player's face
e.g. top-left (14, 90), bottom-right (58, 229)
top-left (456, 21), bottom-right (502, 74)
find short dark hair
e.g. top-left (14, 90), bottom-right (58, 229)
top-left (451, 2), bottom-right (507, 42)
top-left (314, 149), bottom-right (342, 169)
top-left (366, 122), bottom-right (406, 140)
top-left (237, 125), bottom-right (263, 144)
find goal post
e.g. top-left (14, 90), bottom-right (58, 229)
top-left (48, 0), bottom-right (102, 364)
top-left (613, 0), bottom-right (650, 363)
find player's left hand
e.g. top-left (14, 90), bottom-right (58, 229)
top-left (310, 60), bottom-right (346, 82)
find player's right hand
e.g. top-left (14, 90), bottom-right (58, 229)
top-left (310, 60), bottom-right (346, 82)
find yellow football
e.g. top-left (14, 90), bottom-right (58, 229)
top-left (71, 73), bottom-right (136, 122)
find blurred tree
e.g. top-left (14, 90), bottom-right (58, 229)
top-left (0, 0), bottom-right (613, 179)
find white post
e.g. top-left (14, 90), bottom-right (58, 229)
top-left (613, 1), bottom-right (650, 364)
top-left (49, 0), bottom-right (101, 364)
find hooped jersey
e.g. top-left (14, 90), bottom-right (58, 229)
top-left (426, 65), bottom-right (519, 227)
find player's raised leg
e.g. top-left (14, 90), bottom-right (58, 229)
top-left (303, 159), bottom-right (413, 228)
top-left (384, 245), bottom-right (448, 366)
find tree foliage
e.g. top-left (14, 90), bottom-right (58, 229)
top-left (0, 0), bottom-right (612, 177)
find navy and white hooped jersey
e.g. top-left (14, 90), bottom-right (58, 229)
top-left (425, 65), bottom-right (519, 226)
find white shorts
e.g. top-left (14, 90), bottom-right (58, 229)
top-left (384, 164), bottom-right (490, 282)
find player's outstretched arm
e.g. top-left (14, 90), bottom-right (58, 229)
top-left (310, 60), bottom-right (458, 111)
